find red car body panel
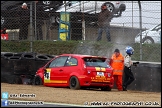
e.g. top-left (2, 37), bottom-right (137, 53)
top-left (35, 54), bottom-right (114, 89)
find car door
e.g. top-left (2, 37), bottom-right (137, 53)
top-left (44, 56), bottom-right (68, 85)
top-left (63, 56), bottom-right (78, 81)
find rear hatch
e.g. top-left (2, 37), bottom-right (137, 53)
top-left (83, 57), bottom-right (113, 82)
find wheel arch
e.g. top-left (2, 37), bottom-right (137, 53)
top-left (142, 36), bottom-right (154, 43)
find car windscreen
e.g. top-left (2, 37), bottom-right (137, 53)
top-left (83, 57), bottom-right (110, 68)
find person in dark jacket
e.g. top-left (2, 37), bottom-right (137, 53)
top-left (32, 1), bottom-right (44, 40)
top-left (17, 3), bottom-right (30, 40)
top-left (96, 4), bottom-right (113, 42)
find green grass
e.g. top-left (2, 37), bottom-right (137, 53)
top-left (1, 40), bottom-right (161, 62)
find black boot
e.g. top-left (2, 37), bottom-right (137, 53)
top-left (123, 86), bottom-right (127, 91)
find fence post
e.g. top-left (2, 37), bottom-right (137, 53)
top-left (30, 1), bottom-right (33, 52)
top-left (138, 1), bottom-right (143, 60)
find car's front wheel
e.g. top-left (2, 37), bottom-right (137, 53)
top-left (33, 76), bottom-right (42, 85)
top-left (142, 37), bottom-right (154, 44)
top-left (69, 76), bottom-right (80, 90)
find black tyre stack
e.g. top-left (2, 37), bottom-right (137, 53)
top-left (1, 52), bottom-right (55, 84)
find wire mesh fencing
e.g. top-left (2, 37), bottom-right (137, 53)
top-left (1, 1), bottom-right (161, 62)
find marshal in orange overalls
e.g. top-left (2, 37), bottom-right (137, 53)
top-left (110, 49), bottom-right (124, 91)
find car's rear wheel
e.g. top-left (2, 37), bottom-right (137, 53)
top-left (69, 76), bottom-right (80, 90)
top-left (104, 2), bottom-right (115, 13)
top-left (142, 37), bottom-right (154, 44)
top-left (33, 76), bottom-right (42, 85)
top-left (101, 86), bottom-right (111, 91)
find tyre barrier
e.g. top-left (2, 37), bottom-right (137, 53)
top-left (1, 52), bottom-right (54, 84)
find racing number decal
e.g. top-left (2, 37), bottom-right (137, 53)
top-left (44, 72), bottom-right (50, 79)
top-left (44, 69), bottom-right (51, 83)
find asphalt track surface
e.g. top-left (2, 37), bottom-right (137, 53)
top-left (1, 99), bottom-right (89, 107)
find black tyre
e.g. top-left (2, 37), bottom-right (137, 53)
top-left (69, 76), bottom-right (80, 90)
top-left (33, 76), bottom-right (43, 85)
top-left (45, 54), bottom-right (55, 59)
top-left (8, 56), bottom-right (21, 60)
top-left (21, 53), bottom-right (36, 59)
top-left (36, 55), bottom-right (50, 60)
top-left (142, 37), bottom-right (154, 44)
top-left (101, 86), bottom-right (111, 91)
top-left (3, 52), bottom-right (14, 59)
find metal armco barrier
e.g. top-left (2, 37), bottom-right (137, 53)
top-left (1, 52), bottom-right (55, 84)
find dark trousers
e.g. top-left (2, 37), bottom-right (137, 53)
top-left (19, 24), bottom-right (28, 40)
top-left (123, 66), bottom-right (135, 89)
top-left (97, 27), bottom-right (111, 42)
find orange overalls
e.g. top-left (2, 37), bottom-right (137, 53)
top-left (110, 53), bottom-right (124, 91)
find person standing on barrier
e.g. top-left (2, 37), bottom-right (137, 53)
top-left (33, 1), bottom-right (44, 40)
top-left (17, 3), bottom-right (30, 40)
top-left (96, 4), bottom-right (113, 42)
top-left (109, 49), bottom-right (124, 91)
top-left (123, 46), bottom-right (135, 91)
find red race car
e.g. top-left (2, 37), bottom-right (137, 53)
top-left (34, 54), bottom-right (114, 91)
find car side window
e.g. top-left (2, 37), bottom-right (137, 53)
top-left (67, 1), bottom-right (79, 7)
top-left (48, 56), bottom-right (68, 68)
top-left (152, 24), bottom-right (161, 31)
top-left (65, 57), bottom-right (78, 66)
